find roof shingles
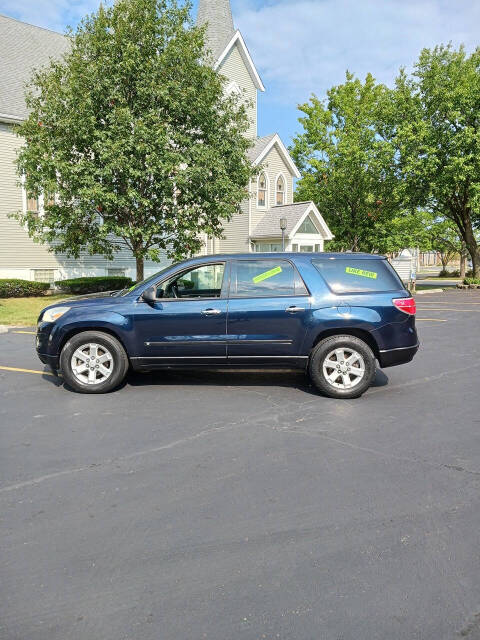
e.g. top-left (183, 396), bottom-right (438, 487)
top-left (196, 0), bottom-right (235, 62)
top-left (0, 14), bottom-right (68, 120)
top-left (251, 202), bottom-right (314, 239)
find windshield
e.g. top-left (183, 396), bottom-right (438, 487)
top-left (118, 263), bottom-right (179, 296)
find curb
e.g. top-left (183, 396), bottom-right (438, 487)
top-left (0, 325), bottom-right (31, 333)
top-left (414, 289), bottom-right (444, 295)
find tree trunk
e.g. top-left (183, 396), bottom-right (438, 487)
top-left (135, 255), bottom-right (144, 282)
top-left (460, 243), bottom-right (466, 278)
top-left (464, 227), bottom-right (480, 278)
top-left (471, 249), bottom-right (480, 279)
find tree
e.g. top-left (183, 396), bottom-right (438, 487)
top-left (426, 218), bottom-right (463, 271)
top-left (393, 45), bottom-right (480, 277)
top-left (370, 210), bottom-right (433, 256)
top-left (291, 73), bottom-right (402, 253)
top-left (13, 0), bottom-right (255, 280)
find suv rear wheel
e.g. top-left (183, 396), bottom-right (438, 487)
top-left (60, 331), bottom-right (129, 393)
top-left (309, 335), bottom-right (376, 399)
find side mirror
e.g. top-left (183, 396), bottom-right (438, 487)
top-left (141, 286), bottom-right (158, 304)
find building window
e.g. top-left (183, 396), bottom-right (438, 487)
top-left (27, 196), bottom-right (39, 213)
top-left (33, 269), bottom-right (55, 284)
top-left (255, 243), bottom-right (282, 252)
top-left (107, 268), bottom-right (126, 277)
top-left (276, 175), bottom-right (286, 206)
top-left (297, 214), bottom-right (319, 234)
top-left (257, 172), bottom-right (267, 207)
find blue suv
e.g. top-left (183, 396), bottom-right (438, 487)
top-left (36, 253), bottom-right (419, 398)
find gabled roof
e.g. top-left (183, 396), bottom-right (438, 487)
top-left (247, 134), bottom-right (276, 163)
top-left (196, 0), bottom-right (235, 62)
top-left (0, 14), bottom-right (68, 122)
top-left (249, 132), bottom-right (300, 178)
top-left (215, 30), bottom-right (265, 92)
top-left (251, 201), bottom-right (334, 240)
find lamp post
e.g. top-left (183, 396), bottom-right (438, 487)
top-left (280, 217), bottom-right (287, 251)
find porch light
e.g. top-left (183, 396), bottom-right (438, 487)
top-left (279, 216), bottom-right (288, 251)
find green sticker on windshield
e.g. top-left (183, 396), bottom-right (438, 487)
top-left (346, 266), bottom-right (377, 279)
top-left (128, 284), bottom-right (137, 291)
top-left (253, 266), bottom-right (283, 284)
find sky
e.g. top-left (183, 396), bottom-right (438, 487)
top-left (1, 0), bottom-right (479, 145)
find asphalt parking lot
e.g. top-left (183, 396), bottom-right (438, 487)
top-left (1, 289), bottom-right (480, 640)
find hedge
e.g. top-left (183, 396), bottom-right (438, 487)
top-left (0, 279), bottom-right (50, 298)
top-left (464, 277), bottom-right (480, 285)
top-left (56, 276), bottom-right (133, 294)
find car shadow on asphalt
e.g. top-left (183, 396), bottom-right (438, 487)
top-left (41, 366), bottom-right (389, 395)
top-left (123, 367), bottom-right (389, 395)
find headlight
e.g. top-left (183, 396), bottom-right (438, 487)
top-left (42, 306), bottom-right (71, 323)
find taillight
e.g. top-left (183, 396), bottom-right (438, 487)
top-left (392, 297), bottom-right (416, 315)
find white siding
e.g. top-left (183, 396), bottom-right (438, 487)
top-left (216, 198), bottom-right (250, 253)
top-left (217, 43), bottom-right (257, 138)
top-left (0, 123), bottom-right (169, 280)
top-left (0, 122), bottom-right (60, 270)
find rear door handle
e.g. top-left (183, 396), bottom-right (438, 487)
top-left (201, 308), bottom-right (222, 316)
top-left (285, 306), bottom-right (305, 313)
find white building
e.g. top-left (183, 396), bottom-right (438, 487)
top-left (0, 4), bottom-right (332, 284)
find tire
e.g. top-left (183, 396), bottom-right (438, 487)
top-left (60, 331), bottom-right (129, 394)
top-left (309, 335), bottom-right (376, 399)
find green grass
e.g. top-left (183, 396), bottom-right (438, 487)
top-left (0, 295), bottom-right (69, 326)
top-left (414, 285), bottom-right (445, 291)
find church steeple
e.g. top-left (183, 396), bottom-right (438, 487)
top-left (196, 0), bottom-right (235, 61)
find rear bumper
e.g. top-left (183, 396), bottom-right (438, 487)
top-left (378, 342), bottom-right (419, 368)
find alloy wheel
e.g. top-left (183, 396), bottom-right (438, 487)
top-left (322, 347), bottom-right (366, 390)
top-left (70, 343), bottom-right (114, 385)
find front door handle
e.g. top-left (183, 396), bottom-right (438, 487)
top-left (285, 306), bottom-right (305, 313)
top-left (202, 308), bottom-right (222, 316)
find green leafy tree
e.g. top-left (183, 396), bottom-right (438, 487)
top-left (426, 218), bottom-right (464, 271)
top-left (371, 210), bottom-right (433, 256)
top-left (13, 0), bottom-right (255, 280)
top-left (393, 45), bottom-right (480, 277)
top-left (291, 72), bottom-right (401, 252)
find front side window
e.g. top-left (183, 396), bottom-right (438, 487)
top-left (276, 175), bottom-right (285, 205)
top-left (231, 259), bottom-right (308, 298)
top-left (157, 263), bottom-right (225, 299)
top-left (312, 258), bottom-right (404, 293)
top-left (257, 172), bottom-right (267, 207)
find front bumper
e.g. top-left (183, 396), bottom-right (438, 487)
top-left (378, 342), bottom-right (419, 368)
top-left (36, 321), bottom-right (60, 370)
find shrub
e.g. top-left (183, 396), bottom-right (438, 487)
top-left (0, 279), bottom-right (50, 298)
top-left (56, 276), bottom-right (133, 294)
top-left (463, 277), bottom-right (480, 285)
top-left (438, 268), bottom-right (460, 277)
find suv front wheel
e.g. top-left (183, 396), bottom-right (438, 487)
top-left (60, 330), bottom-right (129, 393)
top-left (309, 335), bottom-right (376, 399)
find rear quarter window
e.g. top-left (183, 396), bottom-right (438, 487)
top-left (312, 258), bottom-right (404, 293)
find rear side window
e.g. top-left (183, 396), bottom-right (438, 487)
top-left (231, 259), bottom-right (308, 298)
top-left (312, 258), bottom-right (404, 293)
